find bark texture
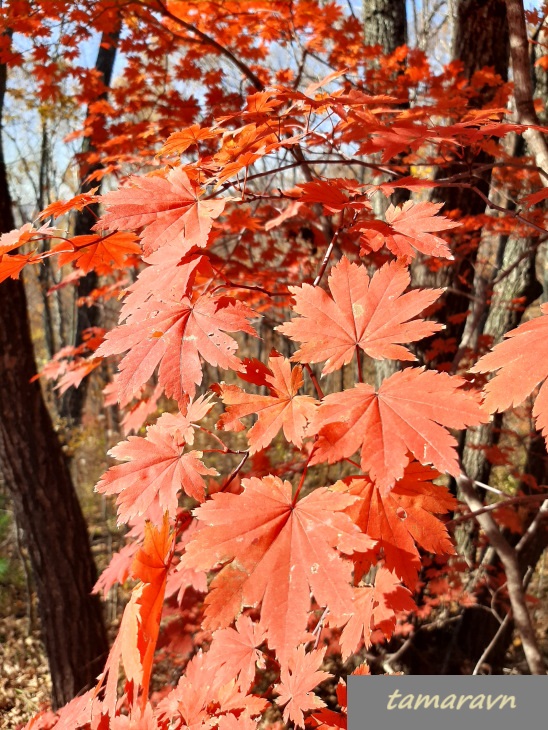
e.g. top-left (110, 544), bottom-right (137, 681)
top-left (60, 19), bottom-right (122, 424)
top-left (0, 58), bottom-right (108, 709)
top-left (362, 0), bottom-right (406, 52)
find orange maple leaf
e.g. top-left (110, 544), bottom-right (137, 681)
top-left (277, 257), bottom-right (443, 374)
top-left (208, 615), bottom-right (267, 692)
top-left (274, 646), bottom-right (331, 728)
top-left (334, 464), bottom-right (456, 586)
top-left (180, 475), bottom-right (375, 662)
top-left (308, 368), bottom-right (486, 490)
top-left (339, 568), bottom-right (415, 659)
top-left (96, 422), bottom-right (218, 525)
top-left (471, 303), bottom-right (548, 447)
top-left (216, 354), bottom-right (318, 452)
top-left (97, 293), bottom-right (256, 406)
top-left (51, 231), bottom-right (141, 273)
top-left (385, 201), bottom-right (459, 258)
top-left (97, 167), bottom-right (225, 255)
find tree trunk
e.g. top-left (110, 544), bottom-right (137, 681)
top-left (414, 0), bottom-right (509, 348)
top-left (0, 56), bottom-right (108, 710)
top-left (60, 19), bottom-right (122, 425)
top-left (362, 0), bottom-right (406, 53)
top-left (363, 0), bottom-right (408, 386)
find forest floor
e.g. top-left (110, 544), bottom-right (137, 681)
top-left (0, 615), bottom-right (50, 729)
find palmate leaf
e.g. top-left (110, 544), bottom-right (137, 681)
top-left (179, 475), bottom-right (375, 663)
top-left (96, 421), bottom-right (218, 525)
top-left (356, 201), bottom-right (459, 259)
top-left (339, 568), bottom-right (416, 659)
top-left (274, 646), bottom-right (331, 728)
top-left (96, 293), bottom-right (256, 407)
top-left (333, 464), bottom-right (456, 587)
top-left (308, 368), bottom-right (486, 491)
top-left (216, 354), bottom-right (318, 452)
top-left (97, 166), bottom-right (225, 255)
top-left (471, 303), bottom-right (548, 448)
top-left (277, 257), bottom-right (443, 374)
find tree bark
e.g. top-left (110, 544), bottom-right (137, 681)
top-left (362, 0), bottom-right (406, 53)
top-left (60, 19), bottom-right (122, 425)
top-left (0, 56), bottom-right (108, 710)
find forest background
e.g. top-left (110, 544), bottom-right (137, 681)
top-left (1, 0), bottom-right (548, 727)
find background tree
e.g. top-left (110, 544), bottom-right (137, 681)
top-left (0, 50), bottom-right (108, 708)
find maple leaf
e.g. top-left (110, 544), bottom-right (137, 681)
top-left (277, 257), bottom-right (442, 374)
top-left (50, 231), bottom-right (141, 273)
top-left (93, 542), bottom-right (138, 598)
top-left (0, 251), bottom-right (43, 283)
top-left (156, 650), bottom-right (266, 729)
top-left (208, 615), bottom-right (267, 691)
top-left (98, 516), bottom-right (173, 715)
top-left (120, 249), bottom-right (205, 315)
top-left (96, 293), bottom-right (256, 406)
top-left (216, 355), bottom-right (318, 452)
top-left (96, 422), bottom-right (218, 524)
top-left (155, 393), bottom-right (216, 445)
top-left (160, 124), bottom-right (222, 156)
top-left (334, 463), bottom-right (456, 586)
top-left (308, 678), bottom-right (347, 730)
top-left (385, 201), bottom-right (459, 259)
top-left (308, 368), bottom-right (486, 490)
top-left (339, 568), bottom-right (415, 660)
top-left (180, 475), bottom-right (375, 662)
top-left (38, 189), bottom-right (99, 219)
top-left (274, 645), bottom-right (331, 729)
top-left (471, 304), bottom-right (548, 446)
top-left (97, 166), bottom-right (225, 255)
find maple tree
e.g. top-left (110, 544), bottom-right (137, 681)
top-left (1, 0), bottom-right (548, 727)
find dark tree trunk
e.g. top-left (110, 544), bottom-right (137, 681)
top-left (0, 57), bottom-right (108, 710)
top-left (60, 19), bottom-right (122, 425)
top-left (417, 0), bottom-right (509, 360)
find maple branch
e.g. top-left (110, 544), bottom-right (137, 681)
top-left (456, 472), bottom-right (547, 674)
top-left (312, 224), bottom-right (343, 287)
top-left (303, 363), bottom-right (324, 400)
top-left (466, 182), bottom-right (548, 237)
top-left (505, 0), bottom-right (548, 185)
top-left (219, 451), bottom-right (249, 493)
top-left (152, 0), bottom-right (264, 91)
top-left (449, 492), bottom-right (548, 527)
top-left (516, 498), bottom-right (548, 556)
top-left (472, 566), bottom-right (534, 674)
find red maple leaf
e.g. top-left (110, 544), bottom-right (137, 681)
top-left (156, 651), bottom-right (267, 729)
top-left (208, 615), bottom-right (267, 691)
top-left (277, 257), bottom-right (442, 374)
top-left (98, 516), bottom-right (173, 715)
top-left (308, 368), bottom-right (486, 490)
top-left (339, 568), bottom-right (415, 659)
top-left (333, 463), bottom-right (456, 586)
top-left (179, 475), bottom-right (375, 662)
top-left (51, 231), bottom-right (141, 273)
top-left (96, 422), bottom-right (218, 524)
top-left (274, 646), bottom-right (331, 728)
top-left (160, 124), bottom-right (222, 156)
top-left (97, 293), bottom-right (256, 406)
top-left (97, 167), bottom-right (225, 255)
top-left (385, 201), bottom-right (460, 257)
top-left (216, 354), bottom-right (318, 452)
top-left (471, 304), bottom-right (548, 447)
top-left (308, 678), bottom-right (348, 730)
